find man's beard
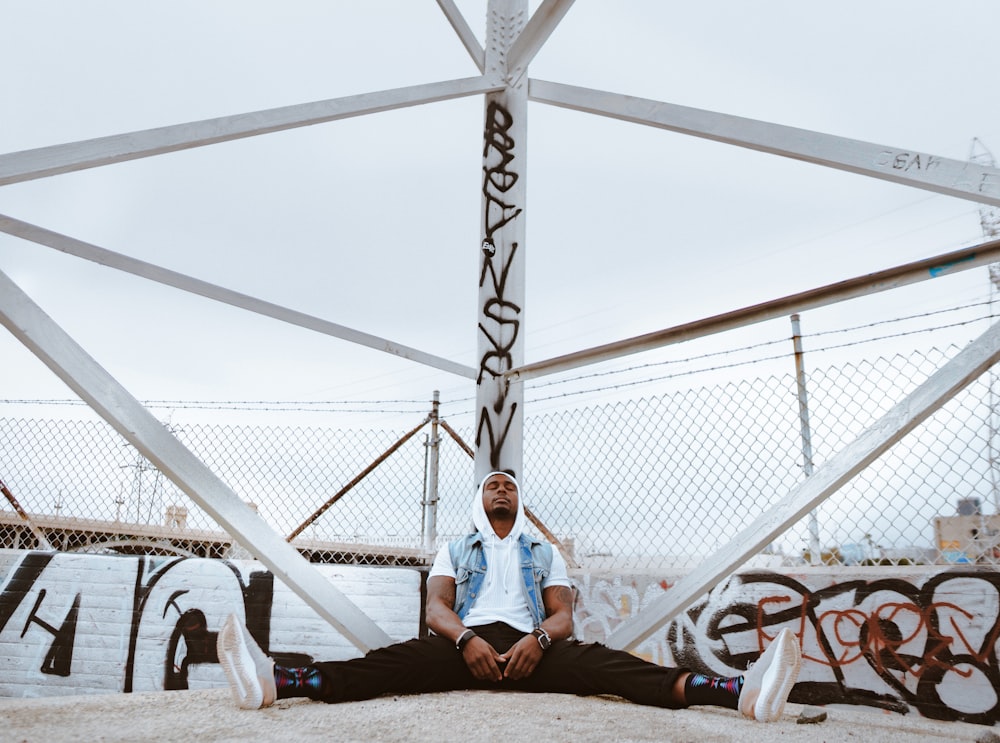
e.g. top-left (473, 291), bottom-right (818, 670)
top-left (490, 503), bottom-right (514, 518)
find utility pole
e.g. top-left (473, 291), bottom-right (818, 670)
top-left (970, 137), bottom-right (1000, 514)
top-left (791, 314), bottom-right (821, 564)
top-left (422, 391), bottom-right (441, 552)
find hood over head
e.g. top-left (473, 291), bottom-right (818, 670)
top-left (473, 471), bottom-right (526, 541)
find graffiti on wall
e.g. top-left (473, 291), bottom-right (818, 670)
top-left (7, 550), bottom-right (999, 727)
top-left (0, 552), bottom-right (418, 697)
top-left (572, 572), bottom-right (673, 665)
top-left (477, 99), bottom-right (522, 472)
top-left (575, 568), bottom-right (1000, 726)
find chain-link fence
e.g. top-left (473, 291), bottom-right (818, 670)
top-left (523, 345), bottom-right (998, 570)
top-left (1, 331), bottom-right (998, 570)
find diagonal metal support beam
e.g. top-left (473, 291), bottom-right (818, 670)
top-left (606, 317), bottom-right (1000, 651)
top-left (0, 267), bottom-right (392, 652)
top-left (436, 0), bottom-right (485, 73)
top-left (0, 76), bottom-right (502, 186)
top-left (507, 239), bottom-right (1000, 383)
top-left (528, 79), bottom-right (1000, 207)
top-left (0, 213), bottom-right (476, 379)
top-left (505, 0), bottom-right (576, 84)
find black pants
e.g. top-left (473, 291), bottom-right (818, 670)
top-left (313, 622), bottom-right (687, 708)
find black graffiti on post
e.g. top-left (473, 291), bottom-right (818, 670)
top-left (477, 242), bottom-right (521, 471)
top-left (478, 239), bottom-right (521, 383)
top-left (483, 101), bottom-right (522, 241)
top-left (669, 570), bottom-right (1000, 726)
top-left (477, 100), bottom-right (523, 471)
top-left (476, 400), bottom-right (518, 472)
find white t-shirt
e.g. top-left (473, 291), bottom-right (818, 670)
top-left (429, 535), bottom-right (571, 633)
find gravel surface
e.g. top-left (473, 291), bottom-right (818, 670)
top-left (1, 688), bottom-right (994, 743)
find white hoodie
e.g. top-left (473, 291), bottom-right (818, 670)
top-left (429, 471), bottom-right (569, 633)
top-left (471, 470), bottom-right (526, 543)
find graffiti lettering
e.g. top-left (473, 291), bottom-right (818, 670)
top-left (875, 150), bottom-right (941, 172)
top-left (22, 588), bottom-right (79, 677)
top-left (664, 570), bottom-right (1000, 725)
top-left (477, 100), bottom-right (522, 469)
top-left (573, 568), bottom-right (1000, 726)
top-left (482, 101), bottom-right (522, 241)
top-left (980, 172), bottom-right (1000, 197)
top-left (0, 552), bottom-right (420, 698)
top-left (477, 241), bottom-right (520, 390)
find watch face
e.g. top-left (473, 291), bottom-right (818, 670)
top-left (536, 631), bottom-right (551, 650)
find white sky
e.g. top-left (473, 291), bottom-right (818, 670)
top-left (2, 1), bottom-right (1000, 429)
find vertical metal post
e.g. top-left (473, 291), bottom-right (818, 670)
top-left (420, 432), bottom-right (429, 541)
top-left (423, 391), bottom-right (441, 552)
top-left (791, 314), bottom-right (821, 564)
top-left (989, 266), bottom-right (1000, 514)
top-left (969, 139), bottom-right (1000, 514)
top-left (475, 0), bottom-right (528, 482)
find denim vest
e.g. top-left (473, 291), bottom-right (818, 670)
top-left (449, 533), bottom-right (553, 629)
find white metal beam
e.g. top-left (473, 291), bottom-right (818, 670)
top-left (606, 317), bottom-right (1000, 650)
top-left (475, 0), bottom-right (530, 480)
top-left (0, 268), bottom-right (392, 651)
top-left (436, 0), bottom-right (485, 73)
top-left (0, 214), bottom-right (476, 379)
top-left (0, 76), bottom-right (502, 186)
top-left (528, 79), bottom-right (1000, 207)
top-left (507, 239), bottom-right (1000, 383)
top-left (505, 0), bottom-right (576, 83)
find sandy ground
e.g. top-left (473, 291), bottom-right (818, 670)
top-left (1, 689), bottom-right (996, 743)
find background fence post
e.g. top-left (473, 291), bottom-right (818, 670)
top-left (791, 314), bottom-right (821, 565)
top-left (990, 266), bottom-right (1000, 514)
top-left (423, 391), bottom-right (440, 553)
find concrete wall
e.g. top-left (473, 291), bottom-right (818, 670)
top-left (1, 550), bottom-right (997, 726)
top-left (0, 550), bottom-right (421, 698)
top-left (573, 566), bottom-right (1000, 726)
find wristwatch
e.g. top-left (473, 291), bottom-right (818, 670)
top-left (455, 628), bottom-right (477, 651)
top-left (531, 627), bottom-right (551, 650)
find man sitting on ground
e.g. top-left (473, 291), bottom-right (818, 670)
top-left (217, 471), bottom-right (801, 721)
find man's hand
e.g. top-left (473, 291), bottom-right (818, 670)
top-left (426, 576), bottom-right (505, 682)
top-left (461, 636), bottom-right (505, 682)
top-left (498, 634), bottom-right (544, 680)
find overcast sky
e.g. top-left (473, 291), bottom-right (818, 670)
top-left (2, 1), bottom-right (999, 429)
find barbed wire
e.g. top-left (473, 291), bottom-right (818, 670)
top-left (479, 302), bottom-right (993, 410)
top-left (520, 322), bottom-right (979, 409)
top-left (806, 299), bottom-right (990, 338)
top-left (807, 318), bottom-right (988, 355)
top-left (3, 300), bottom-right (993, 418)
top-left (0, 399), bottom-right (431, 414)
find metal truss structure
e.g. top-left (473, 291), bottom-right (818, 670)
top-left (3, 0), bottom-right (1000, 652)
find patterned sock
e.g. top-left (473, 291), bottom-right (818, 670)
top-left (274, 664), bottom-right (325, 699)
top-left (683, 672), bottom-right (743, 710)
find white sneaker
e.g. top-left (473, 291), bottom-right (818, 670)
top-left (737, 627), bottom-right (801, 722)
top-left (217, 613), bottom-right (276, 709)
